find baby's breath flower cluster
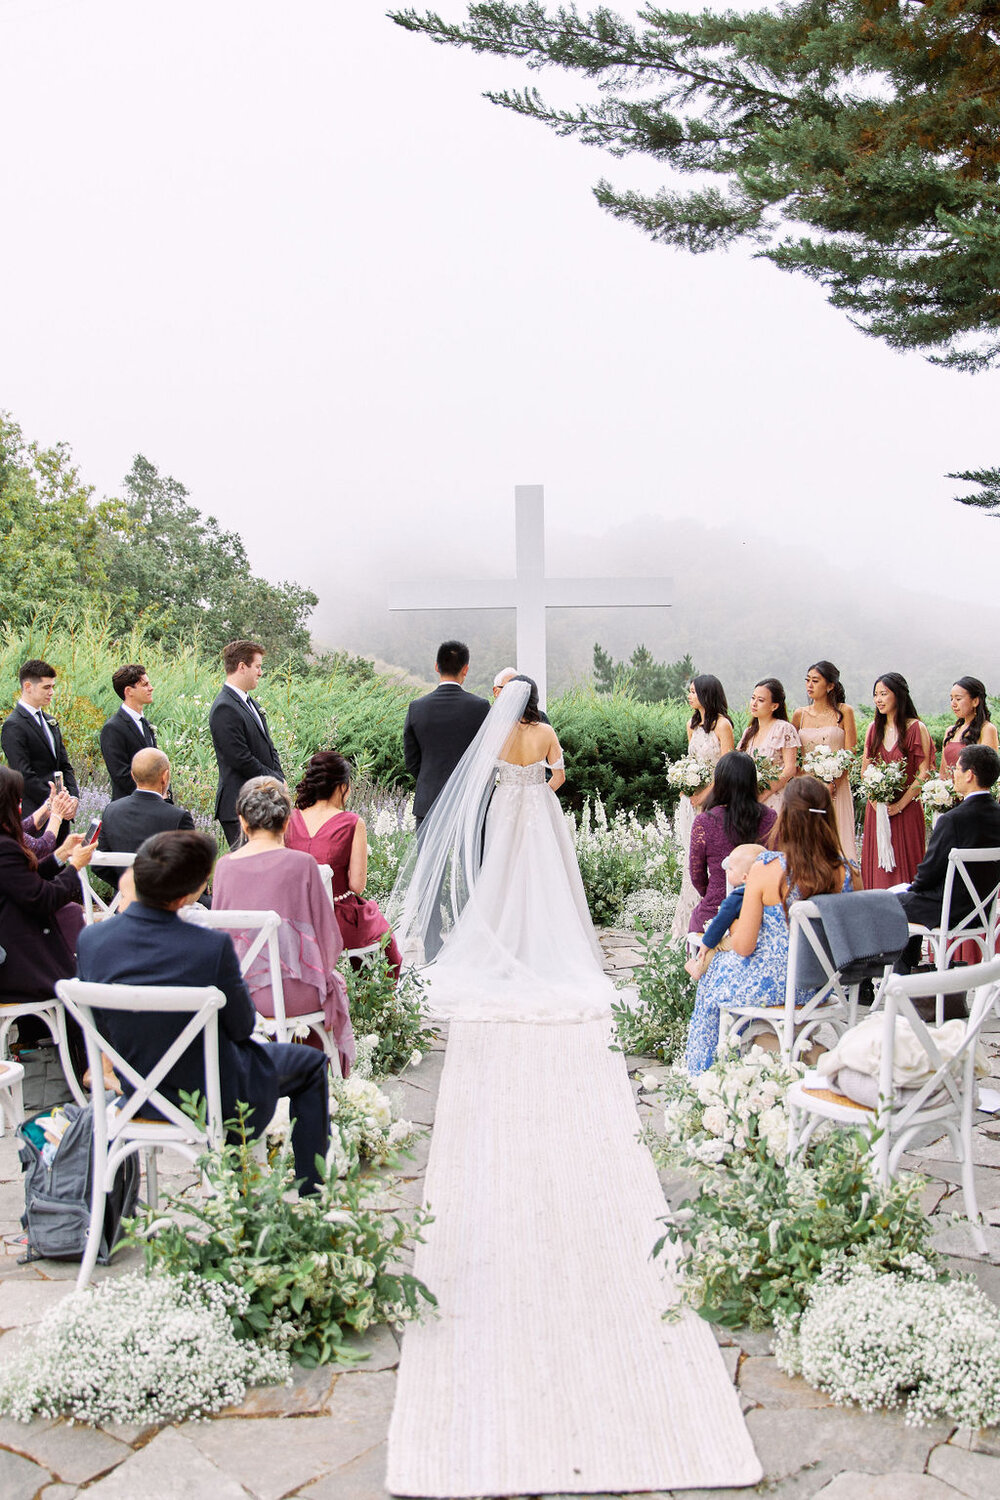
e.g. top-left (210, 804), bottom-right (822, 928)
top-left (775, 1261), bottom-right (1000, 1428)
top-left (0, 1273), bottom-right (289, 1426)
top-left (568, 796), bottom-right (680, 927)
top-left (621, 887), bottom-right (678, 932)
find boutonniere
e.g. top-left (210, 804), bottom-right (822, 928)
top-left (41, 713), bottom-right (57, 727)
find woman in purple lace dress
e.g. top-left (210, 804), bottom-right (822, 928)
top-left (688, 751), bottom-right (778, 933)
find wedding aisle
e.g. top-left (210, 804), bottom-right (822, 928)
top-left (386, 1018), bottom-right (762, 1496)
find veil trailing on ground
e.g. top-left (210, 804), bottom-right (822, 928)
top-left (387, 679), bottom-right (531, 963)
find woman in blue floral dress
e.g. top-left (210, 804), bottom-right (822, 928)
top-left (685, 777), bottom-right (852, 1073)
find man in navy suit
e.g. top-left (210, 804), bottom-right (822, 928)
top-left (98, 750), bottom-right (195, 887)
top-left (100, 663), bottom-right (163, 801)
top-left (208, 640), bottom-right (285, 848)
top-left (896, 744), bottom-right (1000, 989)
top-left (1, 658), bottom-right (79, 839)
top-left (76, 830), bottom-right (329, 1192)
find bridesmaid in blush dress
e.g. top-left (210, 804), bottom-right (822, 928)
top-left (738, 678), bottom-right (800, 812)
top-left (285, 751), bottom-right (403, 981)
top-left (671, 674), bottom-right (736, 939)
top-left (792, 659), bottom-right (858, 864)
top-left (940, 676), bottom-right (999, 780)
top-left (861, 672), bottom-right (933, 890)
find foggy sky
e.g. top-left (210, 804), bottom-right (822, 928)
top-left (1, 0), bottom-right (997, 711)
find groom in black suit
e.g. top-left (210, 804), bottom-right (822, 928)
top-left (896, 743), bottom-right (1000, 985)
top-left (1, 658), bottom-right (79, 838)
top-left (208, 640), bottom-right (285, 847)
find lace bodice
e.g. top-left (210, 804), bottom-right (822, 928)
top-left (496, 758), bottom-right (551, 786)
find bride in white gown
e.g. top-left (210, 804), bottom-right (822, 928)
top-left (388, 676), bottom-right (615, 1023)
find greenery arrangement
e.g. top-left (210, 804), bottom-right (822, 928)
top-left (612, 929), bottom-right (694, 1064)
top-left (339, 946), bottom-right (435, 1079)
top-left (567, 795), bottom-right (680, 927)
top-left (0, 1272), bottom-right (290, 1425)
top-left (131, 1107), bottom-right (435, 1367)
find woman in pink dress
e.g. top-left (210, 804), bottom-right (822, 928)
top-left (940, 676), bottom-right (999, 780)
top-left (286, 752), bottom-right (403, 981)
top-left (212, 777), bottom-right (355, 1075)
top-left (738, 678), bottom-right (800, 812)
top-left (861, 673), bottom-right (933, 891)
top-left (792, 659), bottom-right (858, 863)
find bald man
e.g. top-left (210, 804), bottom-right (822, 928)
top-left (98, 749), bottom-right (196, 882)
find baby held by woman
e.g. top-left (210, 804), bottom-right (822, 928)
top-left (684, 843), bottom-right (767, 980)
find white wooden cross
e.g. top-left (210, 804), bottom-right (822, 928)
top-left (388, 485), bottom-right (672, 706)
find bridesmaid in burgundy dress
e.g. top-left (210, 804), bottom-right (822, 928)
top-left (940, 676), bottom-right (999, 780)
top-left (861, 672), bottom-right (933, 890)
top-left (286, 752), bottom-right (403, 981)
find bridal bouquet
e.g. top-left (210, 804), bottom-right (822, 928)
top-left (666, 752), bottom-right (715, 795)
top-left (750, 749), bottom-right (779, 790)
top-left (801, 746), bottom-right (854, 785)
top-left (920, 776), bottom-right (958, 815)
top-left (861, 761), bottom-right (908, 873)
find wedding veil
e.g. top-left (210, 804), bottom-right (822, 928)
top-left (387, 678), bottom-right (531, 963)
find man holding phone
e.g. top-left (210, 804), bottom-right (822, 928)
top-left (1, 659), bottom-right (79, 841)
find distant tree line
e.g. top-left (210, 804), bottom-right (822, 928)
top-left (593, 643), bottom-right (694, 703)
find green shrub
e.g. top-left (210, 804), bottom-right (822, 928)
top-left (611, 929), bottom-right (694, 1062)
top-left (340, 946), bottom-right (435, 1077)
top-left (550, 687), bottom-right (691, 817)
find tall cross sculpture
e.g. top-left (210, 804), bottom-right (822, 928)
top-left (388, 485), bottom-right (672, 706)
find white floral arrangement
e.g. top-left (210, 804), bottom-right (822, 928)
top-left (567, 796), bottom-right (681, 926)
top-left (801, 746), bottom-right (854, 785)
top-left (621, 887), bottom-right (678, 931)
top-left (327, 1037), bottom-right (418, 1175)
top-left (666, 752), bottom-right (715, 794)
top-left (0, 1272), bottom-right (289, 1426)
top-left (657, 1045), bottom-right (804, 1171)
top-left (750, 749), bottom-right (779, 789)
top-left (774, 1259), bottom-right (1000, 1428)
top-left (920, 776), bottom-right (958, 813)
top-left (860, 760), bottom-right (907, 804)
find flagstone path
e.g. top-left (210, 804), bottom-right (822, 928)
top-left (0, 931), bottom-right (999, 1498)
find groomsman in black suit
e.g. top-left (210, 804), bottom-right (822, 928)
top-left (99, 749), bottom-right (196, 885)
top-left (208, 639), bottom-right (285, 847)
top-left (896, 743), bottom-right (1000, 996)
top-left (1, 658), bottom-right (79, 838)
top-left (100, 663), bottom-right (162, 801)
top-left (403, 641), bottom-right (490, 958)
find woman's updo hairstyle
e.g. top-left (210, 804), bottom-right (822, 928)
top-left (808, 660), bottom-right (846, 722)
top-left (295, 752), bottom-right (353, 810)
top-left (236, 776), bottom-right (292, 833)
top-left (511, 674), bottom-right (541, 724)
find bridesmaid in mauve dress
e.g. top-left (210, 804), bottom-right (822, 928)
top-left (285, 751), bottom-right (403, 981)
top-left (792, 659), bottom-right (858, 864)
top-left (738, 678), bottom-right (800, 813)
top-left (940, 676), bottom-right (999, 780)
top-left (861, 672), bottom-right (933, 891)
top-left (671, 674), bottom-right (736, 939)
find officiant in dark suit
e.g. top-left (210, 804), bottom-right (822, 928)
top-left (1, 658), bottom-right (79, 839)
top-left (896, 743), bottom-right (1000, 988)
top-left (209, 640), bottom-right (285, 847)
top-left (100, 663), bottom-right (165, 801)
top-left (98, 750), bottom-right (195, 886)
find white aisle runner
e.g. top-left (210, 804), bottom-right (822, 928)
top-left (386, 1019), bottom-right (762, 1497)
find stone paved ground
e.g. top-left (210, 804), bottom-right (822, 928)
top-left (1, 934), bottom-right (1000, 1498)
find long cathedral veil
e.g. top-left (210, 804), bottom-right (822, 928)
top-left (387, 678), bottom-right (531, 963)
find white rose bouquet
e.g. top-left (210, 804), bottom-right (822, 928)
top-left (750, 748), bottom-right (779, 790)
top-left (666, 752), bottom-right (715, 794)
top-left (801, 745), bottom-right (854, 784)
top-left (861, 760), bottom-right (909, 872)
top-left (920, 776), bottom-right (957, 815)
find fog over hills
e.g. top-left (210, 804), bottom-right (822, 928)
top-left (310, 517), bottom-right (998, 714)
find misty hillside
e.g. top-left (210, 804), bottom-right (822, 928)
top-left (311, 517), bottom-right (999, 714)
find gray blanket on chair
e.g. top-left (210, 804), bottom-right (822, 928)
top-left (795, 892), bottom-right (910, 990)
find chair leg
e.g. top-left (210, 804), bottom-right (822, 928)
top-left (53, 1008), bottom-right (88, 1108)
top-left (76, 1167), bottom-right (108, 1290)
top-left (145, 1148), bottom-right (160, 1209)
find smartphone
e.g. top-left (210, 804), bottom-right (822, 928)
top-left (53, 772), bottom-right (65, 795)
top-left (85, 818), bottom-right (101, 844)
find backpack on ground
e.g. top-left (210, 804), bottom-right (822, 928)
top-left (17, 1098), bottom-right (140, 1264)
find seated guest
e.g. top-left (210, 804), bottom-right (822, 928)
top-left (21, 782), bottom-right (78, 859)
top-left (688, 751), bottom-right (778, 933)
top-left (212, 779), bottom-right (355, 1075)
top-left (100, 664), bottom-right (162, 801)
top-left (286, 752), bottom-right (403, 982)
top-left (99, 750), bottom-right (195, 886)
top-left (895, 743), bottom-right (1000, 978)
top-left (76, 830), bottom-right (331, 1194)
top-left (0, 767), bottom-right (95, 1079)
top-left (685, 777), bottom-right (852, 1074)
top-left (684, 843), bottom-right (766, 980)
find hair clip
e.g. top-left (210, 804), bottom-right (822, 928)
top-left (808, 807), bottom-right (827, 814)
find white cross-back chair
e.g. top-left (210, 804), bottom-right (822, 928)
top-left (717, 897), bottom-right (893, 1062)
top-left (786, 956), bottom-right (1000, 1256)
top-left (0, 996), bottom-right (87, 1110)
top-left (180, 907), bottom-right (341, 1073)
top-left (904, 847), bottom-right (1000, 1025)
top-left (79, 852), bottom-right (137, 924)
top-left (316, 863), bottom-right (383, 964)
top-left (55, 977), bottom-right (226, 1289)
